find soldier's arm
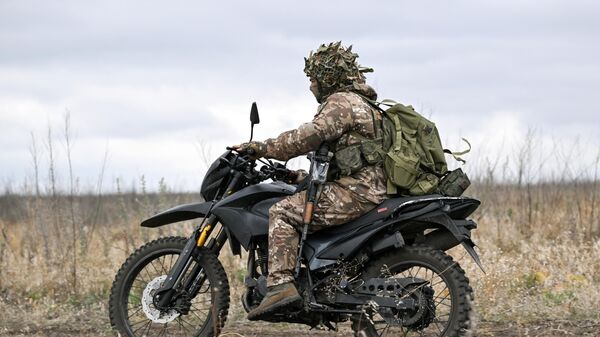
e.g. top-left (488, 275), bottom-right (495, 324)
top-left (263, 94), bottom-right (354, 161)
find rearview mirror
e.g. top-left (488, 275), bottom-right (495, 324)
top-left (250, 102), bottom-right (260, 125)
top-left (249, 102), bottom-right (260, 141)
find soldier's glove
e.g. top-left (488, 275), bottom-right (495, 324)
top-left (287, 169), bottom-right (308, 184)
top-left (232, 141), bottom-right (267, 159)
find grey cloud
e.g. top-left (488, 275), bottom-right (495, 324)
top-left (1, 0), bottom-right (599, 188)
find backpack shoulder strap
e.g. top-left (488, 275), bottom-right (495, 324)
top-left (379, 98), bottom-right (398, 107)
top-left (355, 93), bottom-right (386, 111)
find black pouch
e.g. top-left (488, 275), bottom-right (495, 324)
top-left (438, 168), bottom-right (471, 197)
top-left (334, 145), bottom-right (363, 176)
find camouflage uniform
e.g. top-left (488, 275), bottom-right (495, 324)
top-left (263, 83), bottom-right (388, 286)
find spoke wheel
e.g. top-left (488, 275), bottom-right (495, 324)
top-left (109, 236), bottom-right (230, 337)
top-left (352, 245), bottom-right (473, 337)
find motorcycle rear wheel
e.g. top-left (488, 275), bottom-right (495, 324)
top-left (352, 245), bottom-right (473, 337)
top-left (109, 236), bottom-right (230, 337)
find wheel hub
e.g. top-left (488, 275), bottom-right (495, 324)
top-left (399, 285), bottom-right (436, 329)
top-left (141, 275), bottom-right (180, 323)
top-left (371, 283), bottom-right (435, 329)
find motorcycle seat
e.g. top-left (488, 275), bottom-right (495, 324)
top-left (316, 194), bottom-right (445, 236)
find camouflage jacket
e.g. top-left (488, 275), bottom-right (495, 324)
top-left (263, 84), bottom-right (388, 204)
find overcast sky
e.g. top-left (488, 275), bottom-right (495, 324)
top-left (1, 0), bottom-right (599, 192)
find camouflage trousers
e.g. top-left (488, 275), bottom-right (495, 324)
top-left (267, 182), bottom-right (377, 286)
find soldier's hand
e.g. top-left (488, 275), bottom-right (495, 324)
top-left (231, 141), bottom-right (267, 159)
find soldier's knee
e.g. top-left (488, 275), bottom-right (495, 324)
top-left (268, 205), bottom-right (280, 220)
top-left (268, 199), bottom-right (289, 219)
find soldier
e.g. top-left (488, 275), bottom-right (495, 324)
top-left (233, 41), bottom-right (388, 321)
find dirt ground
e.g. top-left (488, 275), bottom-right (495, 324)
top-left (221, 320), bottom-right (600, 337)
top-left (1, 307), bottom-right (598, 337)
top-left (2, 322), bottom-right (600, 337)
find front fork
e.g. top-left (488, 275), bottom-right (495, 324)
top-left (155, 171), bottom-right (244, 309)
top-left (155, 214), bottom-right (226, 309)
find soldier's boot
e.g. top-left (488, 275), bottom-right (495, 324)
top-left (247, 282), bottom-right (302, 321)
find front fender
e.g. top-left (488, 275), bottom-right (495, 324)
top-left (141, 201), bottom-right (213, 228)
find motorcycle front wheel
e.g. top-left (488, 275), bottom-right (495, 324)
top-left (352, 245), bottom-right (473, 337)
top-left (109, 236), bottom-right (230, 337)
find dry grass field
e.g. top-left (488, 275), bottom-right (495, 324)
top-left (0, 180), bottom-right (599, 336)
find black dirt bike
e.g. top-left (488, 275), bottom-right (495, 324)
top-left (109, 103), bottom-right (483, 337)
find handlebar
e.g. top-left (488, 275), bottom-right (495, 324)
top-left (225, 146), bottom-right (294, 184)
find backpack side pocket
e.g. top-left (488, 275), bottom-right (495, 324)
top-left (384, 145), bottom-right (420, 190)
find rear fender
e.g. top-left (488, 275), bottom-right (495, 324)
top-left (416, 212), bottom-right (484, 272)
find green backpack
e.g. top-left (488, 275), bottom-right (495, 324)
top-left (362, 98), bottom-right (471, 196)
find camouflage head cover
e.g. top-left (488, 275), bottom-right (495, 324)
top-left (304, 41), bottom-right (373, 93)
